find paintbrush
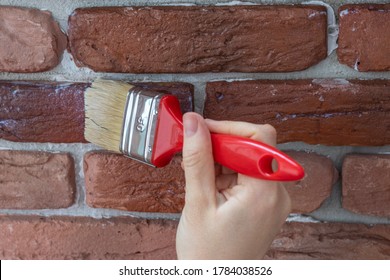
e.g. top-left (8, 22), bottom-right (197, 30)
top-left (84, 79), bottom-right (304, 181)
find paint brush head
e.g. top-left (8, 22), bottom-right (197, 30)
top-left (84, 79), bottom-right (184, 167)
top-left (84, 79), bottom-right (134, 152)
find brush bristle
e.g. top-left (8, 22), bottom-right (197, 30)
top-left (84, 79), bottom-right (134, 152)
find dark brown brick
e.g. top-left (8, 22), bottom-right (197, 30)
top-left (132, 82), bottom-right (194, 114)
top-left (342, 154), bottom-right (390, 217)
top-left (284, 151), bottom-right (337, 213)
top-left (0, 216), bottom-right (177, 259)
top-left (0, 82), bottom-right (87, 143)
top-left (338, 4), bottom-right (390, 71)
top-left (0, 150), bottom-right (75, 209)
top-left (68, 6), bottom-right (327, 73)
top-left (267, 222), bottom-right (390, 259)
top-left (0, 81), bottom-right (193, 143)
top-left (84, 152), bottom-right (185, 213)
top-left (205, 79), bottom-right (390, 146)
top-left (0, 6), bottom-right (67, 73)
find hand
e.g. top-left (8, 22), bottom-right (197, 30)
top-left (176, 112), bottom-right (291, 259)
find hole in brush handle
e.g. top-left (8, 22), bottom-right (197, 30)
top-left (211, 133), bottom-right (304, 181)
top-left (258, 155), bottom-right (279, 176)
top-left (149, 96), bottom-right (305, 181)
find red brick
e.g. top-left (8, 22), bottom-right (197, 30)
top-left (284, 151), bottom-right (337, 213)
top-left (0, 7), bottom-right (66, 73)
top-left (204, 79), bottom-right (390, 146)
top-left (0, 150), bottom-right (75, 209)
top-left (1, 217), bottom-right (388, 260)
top-left (0, 81), bottom-right (193, 143)
top-left (132, 82), bottom-right (194, 114)
top-left (0, 216), bottom-right (177, 259)
top-left (267, 222), bottom-right (390, 259)
top-left (0, 82), bottom-right (86, 143)
top-left (342, 154), bottom-right (390, 217)
top-left (338, 4), bottom-right (390, 71)
top-left (84, 152), bottom-right (185, 213)
top-left (84, 150), bottom-right (335, 214)
top-left (68, 6), bottom-right (327, 73)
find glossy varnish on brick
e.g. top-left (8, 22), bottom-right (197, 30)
top-left (0, 82), bottom-right (86, 143)
top-left (0, 81), bottom-right (194, 143)
top-left (68, 5), bottom-right (327, 73)
top-left (205, 79), bottom-right (390, 146)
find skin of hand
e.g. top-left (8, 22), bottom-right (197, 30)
top-left (176, 112), bottom-right (292, 260)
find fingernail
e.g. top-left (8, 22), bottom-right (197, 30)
top-left (183, 113), bottom-right (198, 137)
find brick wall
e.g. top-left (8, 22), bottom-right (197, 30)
top-left (0, 0), bottom-right (389, 260)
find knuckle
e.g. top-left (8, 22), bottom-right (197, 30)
top-left (258, 185), bottom-right (289, 211)
top-left (254, 124), bottom-right (277, 145)
top-left (261, 124), bottom-right (277, 138)
top-left (183, 148), bottom-right (204, 170)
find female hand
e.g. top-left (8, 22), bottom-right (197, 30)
top-left (176, 112), bottom-right (291, 259)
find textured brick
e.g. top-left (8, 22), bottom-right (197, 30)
top-left (84, 152), bottom-right (185, 213)
top-left (0, 150), bottom-right (75, 209)
top-left (0, 216), bottom-right (177, 259)
top-left (284, 151), bottom-right (337, 213)
top-left (84, 150), bottom-right (335, 214)
top-left (132, 82), bottom-right (194, 114)
top-left (1, 217), bottom-right (389, 260)
top-left (0, 82), bottom-right (86, 143)
top-left (0, 6), bottom-right (66, 73)
top-left (342, 154), bottom-right (390, 217)
top-left (68, 6), bottom-right (327, 73)
top-left (0, 81), bottom-right (193, 143)
top-left (267, 222), bottom-right (390, 259)
top-left (338, 4), bottom-right (390, 71)
top-left (205, 79), bottom-right (390, 146)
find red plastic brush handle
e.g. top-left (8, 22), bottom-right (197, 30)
top-left (152, 95), bottom-right (304, 181)
top-left (210, 134), bottom-right (304, 181)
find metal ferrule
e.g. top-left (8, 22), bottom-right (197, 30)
top-left (120, 87), bottom-right (162, 167)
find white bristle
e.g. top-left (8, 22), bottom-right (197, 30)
top-left (84, 79), bottom-right (134, 152)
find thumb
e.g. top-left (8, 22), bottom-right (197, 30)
top-left (182, 112), bottom-right (216, 208)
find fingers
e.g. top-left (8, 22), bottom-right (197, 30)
top-left (205, 119), bottom-right (278, 188)
top-left (205, 119), bottom-right (277, 147)
top-left (213, 163), bottom-right (235, 176)
top-left (215, 174), bottom-right (237, 191)
top-left (182, 113), bottom-right (217, 209)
